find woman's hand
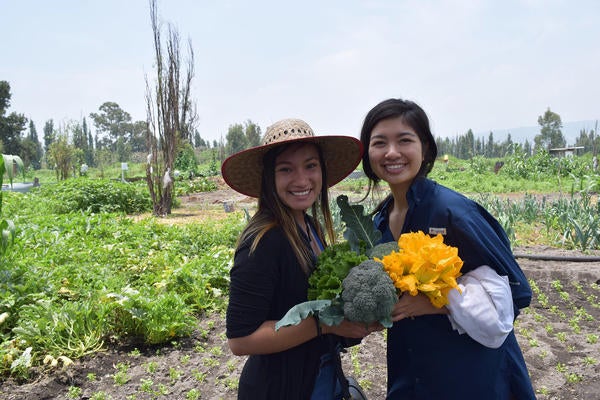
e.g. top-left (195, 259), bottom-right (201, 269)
top-left (391, 292), bottom-right (448, 321)
top-left (323, 319), bottom-right (383, 338)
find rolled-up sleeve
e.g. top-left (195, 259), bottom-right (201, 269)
top-left (446, 265), bottom-right (514, 348)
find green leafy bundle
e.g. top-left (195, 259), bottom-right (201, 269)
top-left (276, 195), bottom-right (397, 330)
top-left (307, 241), bottom-right (368, 301)
top-left (307, 195), bottom-right (388, 301)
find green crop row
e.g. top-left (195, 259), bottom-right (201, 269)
top-left (0, 189), bottom-right (244, 379)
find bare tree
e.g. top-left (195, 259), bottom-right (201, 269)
top-left (145, 0), bottom-right (196, 216)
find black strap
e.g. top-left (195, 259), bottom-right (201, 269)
top-left (329, 337), bottom-right (351, 399)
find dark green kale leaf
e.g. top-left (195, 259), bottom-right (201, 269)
top-left (336, 195), bottom-right (382, 253)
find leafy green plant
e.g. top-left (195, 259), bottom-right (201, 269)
top-left (0, 189), bottom-right (243, 378)
top-left (67, 385), bottom-right (82, 398)
top-left (139, 378), bottom-right (154, 392)
top-left (169, 367), bottom-right (182, 383)
top-left (584, 356), bottom-right (597, 366)
top-left (113, 362), bottom-right (130, 385)
top-left (89, 391), bottom-right (109, 400)
top-left (12, 299), bottom-right (106, 358)
top-left (566, 373), bottom-right (583, 383)
top-left (0, 156), bottom-right (16, 256)
top-left (104, 288), bottom-right (196, 344)
top-left (307, 241), bottom-right (368, 301)
top-left (1, 154), bottom-right (25, 186)
top-left (173, 177), bottom-right (218, 196)
top-left (174, 142), bottom-right (199, 176)
top-left (186, 388), bottom-right (201, 400)
top-left (35, 178), bottom-right (152, 214)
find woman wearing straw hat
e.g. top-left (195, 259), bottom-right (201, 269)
top-left (223, 118), bottom-right (374, 399)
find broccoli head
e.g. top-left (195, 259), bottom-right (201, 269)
top-left (366, 241), bottom-right (400, 259)
top-left (341, 260), bottom-right (397, 327)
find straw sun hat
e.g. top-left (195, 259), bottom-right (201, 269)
top-left (221, 118), bottom-right (363, 198)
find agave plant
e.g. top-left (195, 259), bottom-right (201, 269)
top-left (1, 153), bottom-right (25, 188)
top-left (0, 155), bottom-right (16, 256)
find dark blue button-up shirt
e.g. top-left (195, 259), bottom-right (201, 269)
top-left (374, 178), bottom-right (535, 399)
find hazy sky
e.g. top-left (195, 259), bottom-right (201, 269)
top-left (2, 0), bottom-right (599, 143)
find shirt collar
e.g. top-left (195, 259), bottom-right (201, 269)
top-left (373, 177), bottom-right (433, 231)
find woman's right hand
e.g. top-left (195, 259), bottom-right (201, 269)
top-left (391, 292), bottom-right (448, 321)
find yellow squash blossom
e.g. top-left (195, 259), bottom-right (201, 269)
top-left (377, 231), bottom-right (463, 308)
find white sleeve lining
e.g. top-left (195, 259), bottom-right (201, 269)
top-left (446, 265), bottom-right (514, 349)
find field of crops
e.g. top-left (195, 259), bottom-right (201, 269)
top-left (1, 155), bottom-right (599, 399)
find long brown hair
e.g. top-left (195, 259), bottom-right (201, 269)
top-left (237, 143), bottom-right (336, 274)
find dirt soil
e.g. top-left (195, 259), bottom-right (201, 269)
top-left (2, 185), bottom-right (600, 400)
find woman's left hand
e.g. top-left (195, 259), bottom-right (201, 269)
top-left (391, 292), bottom-right (448, 321)
top-left (324, 319), bottom-right (382, 338)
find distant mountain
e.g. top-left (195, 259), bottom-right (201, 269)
top-left (474, 120), bottom-right (599, 146)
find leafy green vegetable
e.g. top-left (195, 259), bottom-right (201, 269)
top-left (367, 241), bottom-right (400, 259)
top-left (277, 195), bottom-right (394, 331)
top-left (275, 300), bottom-right (342, 330)
top-left (341, 260), bottom-right (397, 328)
top-left (336, 195), bottom-right (382, 253)
top-left (307, 242), bottom-right (368, 300)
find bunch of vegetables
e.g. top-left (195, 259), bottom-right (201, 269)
top-left (276, 196), bottom-right (398, 330)
top-left (275, 195), bottom-right (463, 331)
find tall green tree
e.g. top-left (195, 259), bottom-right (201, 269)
top-left (575, 127), bottom-right (599, 155)
top-left (194, 130), bottom-right (207, 148)
top-left (28, 120), bottom-right (38, 142)
top-left (244, 120), bottom-right (261, 147)
top-left (21, 120), bottom-right (43, 169)
top-left (43, 119), bottom-right (55, 154)
top-left (72, 120), bottom-right (88, 150)
top-left (0, 81), bottom-right (10, 114)
top-left (82, 117), bottom-right (94, 166)
top-left (500, 133), bottom-right (514, 157)
top-left (70, 118), bottom-right (94, 167)
top-left (226, 123), bottom-right (246, 156)
top-left (130, 120), bottom-right (148, 153)
top-left (89, 101), bottom-right (132, 151)
top-left (87, 126), bottom-right (95, 166)
top-left (535, 108), bottom-right (565, 151)
top-left (0, 113), bottom-right (27, 156)
top-left (0, 81), bottom-right (27, 156)
top-left (47, 134), bottom-right (76, 180)
top-left (523, 140), bottom-right (532, 156)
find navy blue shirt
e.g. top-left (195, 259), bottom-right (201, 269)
top-left (374, 178), bottom-right (535, 399)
